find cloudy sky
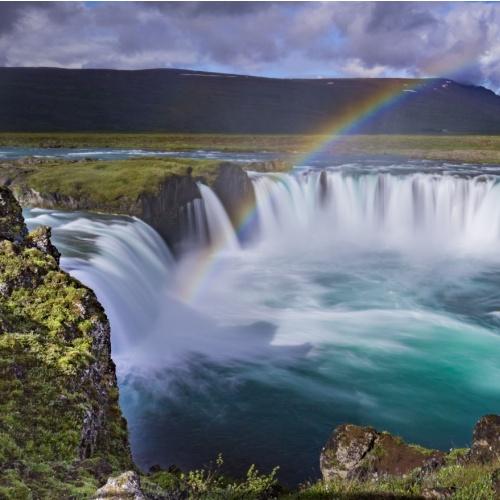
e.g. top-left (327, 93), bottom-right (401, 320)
top-left (1, 1), bottom-right (500, 92)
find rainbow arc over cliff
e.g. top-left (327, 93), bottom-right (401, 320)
top-left (178, 76), bottom-right (451, 303)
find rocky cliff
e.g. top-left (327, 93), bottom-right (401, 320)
top-left (139, 162), bottom-right (256, 248)
top-left (0, 185), bottom-right (132, 498)
top-left (0, 158), bottom-right (257, 251)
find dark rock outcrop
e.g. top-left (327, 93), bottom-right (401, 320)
top-left (0, 185), bottom-right (28, 242)
top-left (467, 414), bottom-right (500, 464)
top-left (139, 163), bottom-right (257, 248)
top-left (138, 172), bottom-right (200, 248)
top-left (319, 170), bottom-right (328, 206)
top-left (320, 424), bottom-right (444, 482)
top-left (210, 162), bottom-right (256, 238)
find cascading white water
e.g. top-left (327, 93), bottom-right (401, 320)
top-left (251, 171), bottom-right (500, 255)
top-left (182, 198), bottom-right (209, 248)
top-left (24, 210), bottom-right (175, 357)
top-left (197, 182), bottom-right (240, 251)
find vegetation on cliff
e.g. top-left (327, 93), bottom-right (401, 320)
top-left (0, 157), bottom-right (258, 249)
top-left (0, 186), bottom-right (131, 499)
top-left (0, 157), bottom-right (222, 212)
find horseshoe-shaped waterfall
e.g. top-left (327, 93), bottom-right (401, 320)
top-left (25, 164), bottom-right (500, 484)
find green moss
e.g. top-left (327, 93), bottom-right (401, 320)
top-left (446, 447), bottom-right (469, 464)
top-left (0, 214), bottom-right (130, 497)
top-left (407, 443), bottom-right (436, 456)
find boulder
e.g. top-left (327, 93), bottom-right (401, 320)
top-left (467, 414), bottom-right (500, 464)
top-left (93, 471), bottom-right (145, 500)
top-left (320, 424), bottom-right (444, 482)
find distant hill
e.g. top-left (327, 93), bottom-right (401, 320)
top-left (1, 67), bottom-right (500, 134)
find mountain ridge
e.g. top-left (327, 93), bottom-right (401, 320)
top-left (1, 66), bottom-right (500, 134)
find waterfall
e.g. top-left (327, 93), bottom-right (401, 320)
top-left (22, 168), bottom-right (500, 483)
top-left (250, 171), bottom-right (500, 255)
top-left (24, 210), bottom-right (175, 356)
top-left (196, 183), bottom-right (240, 251)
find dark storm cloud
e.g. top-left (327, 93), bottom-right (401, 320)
top-left (0, 1), bottom-right (499, 92)
top-left (366, 2), bottom-right (438, 33)
top-left (153, 1), bottom-right (275, 17)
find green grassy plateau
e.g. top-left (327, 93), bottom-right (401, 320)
top-left (0, 158), bottom-right (223, 212)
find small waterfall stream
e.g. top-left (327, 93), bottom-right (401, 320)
top-left (197, 182), bottom-right (240, 251)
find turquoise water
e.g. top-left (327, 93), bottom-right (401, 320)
top-left (25, 164), bottom-right (500, 486)
top-left (121, 249), bottom-right (500, 484)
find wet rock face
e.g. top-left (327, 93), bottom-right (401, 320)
top-left (320, 424), bottom-right (444, 481)
top-left (139, 172), bottom-right (201, 250)
top-left (318, 170), bottom-right (328, 206)
top-left (467, 414), bottom-right (500, 464)
top-left (210, 162), bottom-right (256, 239)
top-left (93, 471), bottom-right (145, 500)
top-left (141, 163), bottom-right (257, 249)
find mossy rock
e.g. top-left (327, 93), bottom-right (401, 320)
top-left (0, 186), bottom-right (132, 498)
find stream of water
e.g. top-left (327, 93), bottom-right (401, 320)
top-left (25, 161), bottom-right (500, 485)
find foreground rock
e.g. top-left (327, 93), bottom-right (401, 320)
top-left (467, 414), bottom-right (500, 464)
top-left (0, 185), bottom-right (132, 497)
top-left (320, 416), bottom-right (500, 498)
top-left (93, 471), bottom-right (145, 500)
top-left (320, 423), bottom-right (444, 481)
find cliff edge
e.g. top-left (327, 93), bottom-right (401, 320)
top-left (0, 185), bottom-right (132, 498)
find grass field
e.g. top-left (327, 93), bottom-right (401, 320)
top-left (2, 133), bottom-right (500, 163)
top-left (0, 158), bottom-right (223, 212)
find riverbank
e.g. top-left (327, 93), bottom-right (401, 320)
top-left (2, 133), bottom-right (500, 164)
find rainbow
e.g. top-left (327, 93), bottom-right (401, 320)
top-left (294, 78), bottom-right (435, 166)
top-left (177, 76), bottom-right (451, 304)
